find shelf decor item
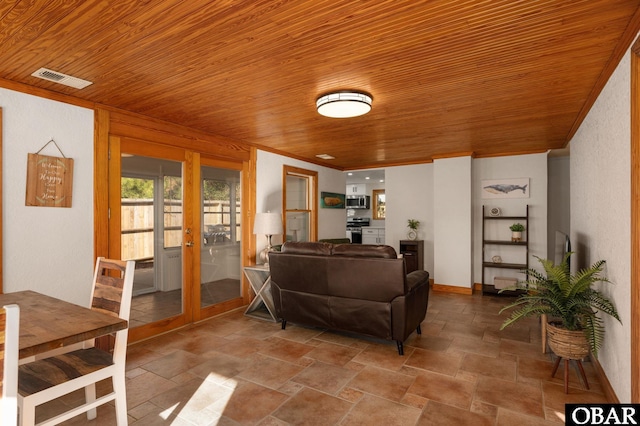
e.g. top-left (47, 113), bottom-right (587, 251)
top-left (509, 222), bottom-right (525, 242)
top-left (489, 207), bottom-right (501, 217)
top-left (407, 219), bottom-right (420, 240)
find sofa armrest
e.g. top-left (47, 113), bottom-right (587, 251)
top-left (391, 270), bottom-right (430, 342)
top-left (406, 270), bottom-right (429, 292)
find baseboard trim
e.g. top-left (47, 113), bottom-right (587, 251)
top-left (474, 282), bottom-right (482, 291)
top-left (590, 355), bottom-right (619, 403)
top-left (432, 283), bottom-right (473, 295)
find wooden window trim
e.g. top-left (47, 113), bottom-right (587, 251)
top-left (283, 165), bottom-right (318, 241)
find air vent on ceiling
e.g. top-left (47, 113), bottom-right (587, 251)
top-left (316, 154), bottom-right (335, 160)
top-left (31, 67), bottom-right (93, 89)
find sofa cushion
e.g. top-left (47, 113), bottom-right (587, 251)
top-left (332, 243), bottom-right (397, 259)
top-left (281, 241), bottom-right (333, 256)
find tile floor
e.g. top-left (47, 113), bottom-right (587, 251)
top-left (131, 278), bottom-right (240, 328)
top-left (40, 290), bottom-right (609, 425)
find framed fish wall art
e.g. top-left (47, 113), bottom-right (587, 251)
top-left (320, 191), bottom-right (345, 208)
top-left (481, 178), bottom-right (529, 199)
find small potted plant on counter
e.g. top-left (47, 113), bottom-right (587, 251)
top-left (407, 219), bottom-right (420, 240)
top-left (509, 222), bottom-right (525, 242)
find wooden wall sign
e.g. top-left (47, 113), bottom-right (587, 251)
top-left (25, 153), bottom-right (74, 208)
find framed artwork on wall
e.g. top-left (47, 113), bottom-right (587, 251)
top-left (320, 192), bottom-right (345, 208)
top-left (481, 178), bottom-right (529, 199)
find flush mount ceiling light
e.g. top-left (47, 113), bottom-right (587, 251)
top-left (316, 91), bottom-right (372, 118)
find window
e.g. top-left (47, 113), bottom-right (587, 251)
top-left (283, 165), bottom-right (318, 242)
top-left (121, 177), bottom-right (155, 261)
top-left (163, 175), bottom-right (183, 248)
top-left (372, 189), bottom-right (385, 220)
top-left (202, 179), bottom-right (241, 242)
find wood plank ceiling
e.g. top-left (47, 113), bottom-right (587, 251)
top-left (0, 1), bottom-right (639, 170)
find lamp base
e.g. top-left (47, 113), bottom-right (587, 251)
top-left (258, 247), bottom-right (270, 266)
top-left (259, 235), bottom-right (274, 266)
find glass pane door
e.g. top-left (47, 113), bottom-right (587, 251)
top-left (112, 138), bottom-right (247, 340)
top-left (121, 154), bottom-right (184, 328)
top-left (200, 165), bottom-right (242, 309)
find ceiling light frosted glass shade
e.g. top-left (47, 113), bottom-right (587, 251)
top-left (316, 91), bottom-right (372, 118)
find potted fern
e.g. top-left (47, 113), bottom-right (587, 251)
top-left (500, 252), bottom-right (621, 360)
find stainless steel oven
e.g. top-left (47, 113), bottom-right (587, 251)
top-left (347, 218), bottom-right (370, 244)
top-left (349, 227), bottom-right (362, 244)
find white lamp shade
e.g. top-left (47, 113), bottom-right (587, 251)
top-left (253, 212), bottom-right (283, 235)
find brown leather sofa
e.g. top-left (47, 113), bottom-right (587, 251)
top-left (269, 241), bottom-right (430, 355)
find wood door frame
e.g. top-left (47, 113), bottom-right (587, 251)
top-left (95, 109), bottom-right (256, 342)
top-left (111, 137), bottom-right (192, 342)
top-left (631, 37), bottom-right (640, 403)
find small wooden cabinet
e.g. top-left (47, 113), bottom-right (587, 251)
top-left (400, 240), bottom-right (424, 273)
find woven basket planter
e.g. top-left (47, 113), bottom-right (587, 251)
top-left (546, 321), bottom-right (590, 360)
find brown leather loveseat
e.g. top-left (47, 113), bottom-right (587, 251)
top-left (269, 241), bottom-right (430, 355)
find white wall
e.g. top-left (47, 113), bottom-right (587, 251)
top-left (1, 88), bottom-right (95, 306)
top-left (255, 150), bottom-right (346, 253)
top-left (570, 50), bottom-right (631, 401)
top-left (434, 157), bottom-right (472, 288)
top-left (472, 153), bottom-right (548, 284)
top-left (385, 164), bottom-right (433, 274)
top-left (547, 155), bottom-right (570, 259)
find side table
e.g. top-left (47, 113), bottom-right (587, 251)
top-left (243, 265), bottom-right (278, 322)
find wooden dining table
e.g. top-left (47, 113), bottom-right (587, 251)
top-left (0, 290), bottom-right (127, 360)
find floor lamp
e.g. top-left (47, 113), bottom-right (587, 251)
top-left (253, 212), bottom-right (283, 266)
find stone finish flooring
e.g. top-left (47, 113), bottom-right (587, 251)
top-left (40, 290), bottom-right (609, 425)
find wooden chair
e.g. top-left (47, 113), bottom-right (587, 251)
top-left (18, 258), bottom-right (134, 426)
top-left (1, 304), bottom-right (20, 425)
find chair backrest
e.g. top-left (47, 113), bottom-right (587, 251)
top-left (90, 258), bottom-right (135, 358)
top-left (90, 258), bottom-right (135, 322)
top-left (0, 304), bottom-right (20, 424)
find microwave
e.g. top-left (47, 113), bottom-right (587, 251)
top-left (346, 195), bottom-right (370, 209)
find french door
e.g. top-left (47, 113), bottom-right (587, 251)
top-left (109, 137), bottom-right (245, 342)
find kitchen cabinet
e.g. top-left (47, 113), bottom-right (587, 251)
top-left (362, 227), bottom-right (385, 244)
top-left (347, 184), bottom-right (366, 195)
